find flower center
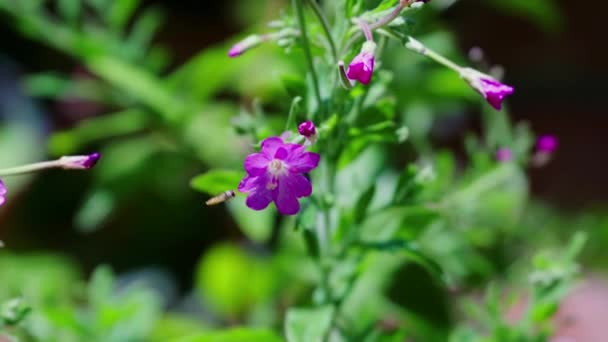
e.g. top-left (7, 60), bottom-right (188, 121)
top-left (268, 159), bottom-right (287, 177)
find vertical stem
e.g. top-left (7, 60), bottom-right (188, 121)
top-left (306, 0), bottom-right (338, 62)
top-left (292, 0), bottom-right (323, 116)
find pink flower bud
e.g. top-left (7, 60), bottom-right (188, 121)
top-left (347, 41), bottom-right (376, 85)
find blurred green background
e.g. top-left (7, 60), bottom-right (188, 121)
top-left (0, 0), bottom-right (607, 341)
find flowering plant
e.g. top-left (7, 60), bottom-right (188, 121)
top-left (0, 0), bottom-right (590, 342)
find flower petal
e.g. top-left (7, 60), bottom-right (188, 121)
top-left (285, 174), bottom-right (312, 198)
top-left (261, 137), bottom-right (285, 158)
top-left (274, 147), bottom-right (288, 160)
top-left (239, 174), bottom-right (273, 211)
top-left (246, 190), bottom-right (273, 211)
top-left (273, 182), bottom-right (300, 216)
top-left (244, 153), bottom-right (269, 176)
top-left (286, 150), bottom-right (320, 173)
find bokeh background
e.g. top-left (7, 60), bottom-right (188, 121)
top-left (0, 0), bottom-right (607, 338)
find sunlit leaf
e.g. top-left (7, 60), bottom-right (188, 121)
top-left (285, 305), bottom-right (334, 342)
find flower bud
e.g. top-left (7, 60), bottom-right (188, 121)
top-left (298, 120), bottom-right (316, 138)
top-left (536, 135), bottom-right (558, 153)
top-left (0, 179), bottom-right (6, 207)
top-left (460, 68), bottom-right (514, 110)
top-left (347, 41), bottom-right (376, 85)
top-left (59, 152), bottom-right (101, 170)
top-left (228, 35), bottom-right (262, 58)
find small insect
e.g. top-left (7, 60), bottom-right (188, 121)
top-left (205, 190), bottom-right (236, 206)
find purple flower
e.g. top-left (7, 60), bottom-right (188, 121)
top-left (238, 137), bottom-right (320, 215)
top-left (298, 121), bottom-right (316, 139)
top-left (536, 135), bottom-right (558, 153)
top-left (347, 41), bottom-right (376, 85)
top-left (59, 152), bottom-right (101, 170)
top-left (461, 68), bottom-right (514, 110)
top-left (0, 179), bottom-right (6, 207)
top-left (495, 148), bottom-right (513, 162)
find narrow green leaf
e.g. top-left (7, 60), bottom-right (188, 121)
top-left (86, 55), bottom-right (185, 122)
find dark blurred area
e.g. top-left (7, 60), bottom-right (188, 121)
top-left (0, 0), bottom-right (606, 290)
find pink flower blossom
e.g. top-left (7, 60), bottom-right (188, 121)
top-left (238, 137), bottom-right (319, 215)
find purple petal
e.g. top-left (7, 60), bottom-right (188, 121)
top-left (244, 153), bottom-right (270, 176)
top-left (285, 174), bottom-right (312, 198)
top-left (246, 190), bottom-right (273, 211)
top-left (260, 137), bottom-right (285, 158)
top-left (238, 174), bottom-right (273, 211)
top-left (346, 52), bottom-right (375, 85)
top-left (285, 150), bottom-right (320, 173)
top-left (274, 147), bottom-right (288, 160)
top-left (272, 178), bottom-right (301, 216)
top-left (479, 78), bottom-right (514, 110)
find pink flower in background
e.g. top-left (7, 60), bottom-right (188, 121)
top-left (238, 137), bottom-right (319, 215)
top-left (536, 135), bottom-right (558, 153)
top-left (0, 179), bottom-right (6, 207)
top-left (495, 148), bottom-right (513, 162)
top-left (461, 68), bottom-right (514, 110)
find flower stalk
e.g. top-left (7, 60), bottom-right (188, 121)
top-left (292, 0), bottom-right (323, 116)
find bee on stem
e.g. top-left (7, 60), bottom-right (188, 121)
top-left (205, 190), bottom-right (236, 206)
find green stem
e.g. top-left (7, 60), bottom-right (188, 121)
top-left (306, 0), bottom-right (338, 62)
top-left (292, 0), bottom-right (323, 116)
top-left (0, 160), bottom-right (62, 176)
top-left (406, 36), bottom-right (462, 73)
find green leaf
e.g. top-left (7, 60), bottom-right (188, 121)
top-left (285, 306), bottom-right (335, 342)
top-left (227, 196), bottom-right (275, 243)
top-left (171, 328), bottom-right (283, 342)
top-left (195, 244), bottom-right (276, 318)
top-left (353, 184), bottom-right (375, 224)
top-left (86, 55), bottom-right (185, 122)
top-left (190, 170), bottom-right (243, 196)
top-left (109, 0), bottom-right (141, 31)
top-left (49, 109), bottom-right (149, 156)
top-left (356, 239), bottom-right (444, 281)
top-left (57, 0), bottom-right (80, 26)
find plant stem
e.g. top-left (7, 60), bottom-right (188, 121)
top-left (292, 0), bottom-right (323, 116)
top-left (406, 36), bottom-right (462, 73)
top-left (0, 160), bottom-right (62, 176)
top-left (306, 0), bottom-right (338, 62)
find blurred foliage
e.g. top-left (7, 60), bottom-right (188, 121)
top-left (0, 0), bottom-right (598, 342)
